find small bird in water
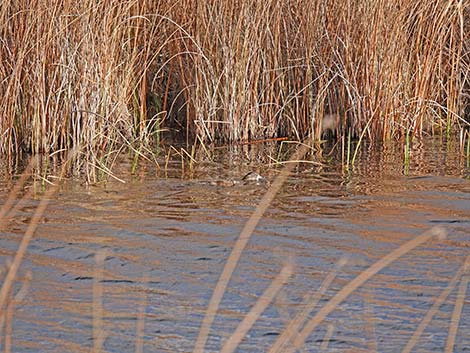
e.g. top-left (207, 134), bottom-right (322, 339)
top-left (208, 171), bottom-right (266, 186)
top-left (242, 171), bottom-right (266, 183)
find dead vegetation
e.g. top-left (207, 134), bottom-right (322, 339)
top-left (0, 0), bottom-right (469, 178)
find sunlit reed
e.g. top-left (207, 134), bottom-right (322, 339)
top-left (0, 152), bottom-right (71, 313)
top-left (93, 251), bottom-right (106, 353)
top-left (269, 257), bottom-right (347, 353)
top-left (320, 324), bottom-right (335, 351)
top-left (193, 143), bottom-right (311, 353)
top-left (135, 273), bottom-right (149, 353)
top-left (0, 1), bottom-right (468, 178)
top-left (401, 255), bottom-right (469, 353)
top-left (444, 257), bottom-right (469, 353)
top-left (220, 263), bottom-right (293, 353)
top-left (271, 226), bottom-right (447, 353)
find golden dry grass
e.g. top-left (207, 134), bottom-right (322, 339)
top-left (0, 0), bottom-right (469, 178)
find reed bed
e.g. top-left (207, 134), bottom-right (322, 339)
top-left (1, 0), bottom-right (469, 178)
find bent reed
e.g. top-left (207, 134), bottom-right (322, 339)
top-left (1, 0), bottom-right (469, 177)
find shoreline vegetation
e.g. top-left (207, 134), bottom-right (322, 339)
top-left (1, 0), bottom-right (469, 179)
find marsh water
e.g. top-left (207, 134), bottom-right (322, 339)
top-left (1, 138), bottom-right (469, 353)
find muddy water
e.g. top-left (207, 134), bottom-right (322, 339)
top-left (1, 139), bottom-right (469, 353)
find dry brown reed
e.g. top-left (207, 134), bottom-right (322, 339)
top-left (0, 1), bottom-right (169, 180)
top-left (1, 1), bottom-right (469, 178)
top-left (401, 255), bottom-right (468, 353)
top-left (193, 142), bottom-right (311, 353)
top-left (0, 270), bottom-right (30, 353)
top-left (0, 152), bottom-right (71, 313)
top-left (156, 0), bottom-right (470, 143)
top-left (270, 226), bottom-right (447, 353)
top-left (362, 287), bottom-right (378, 353)
top-left (269, 257), bottom-right (347, 353)
top-left (220, 262), bottom-right (293, 353)
top-left (319, 324), bottom-right (335, 351)
top-left (445, 258), bottom-right (469, 353)
top-left (93, 251), bottom-right (106, 353)
top-left (134, 273), bottom-right (149, 353)
top-left (4, 289), bottom-right (13, 353)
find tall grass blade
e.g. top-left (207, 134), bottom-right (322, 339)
top-left (363, 287), bottom-right (378, 353)
top-left (401, 255), bottom-right (469, 353)
top-left (269, 257), bottom-right (347, 353)
top-left (275, 227), bottom-right (446, 352)
top-left (135, 273), bottom-right (149, 353)
top-left (220, 263), bottom-right (293, 353)
top-left (0, 158), bottom-right (36, 227)
top-left (0, 152), bottom-right (74, 314)
top-left (444, 257), bottom-right (469, 353)
top-left (93, 251), bottom-right (106, 353)
top-left (193, 143), bottom-right (310, 353)
top-left (319, 324), bottom-right (335, 351)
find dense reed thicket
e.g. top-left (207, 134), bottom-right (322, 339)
top-left (0, 0), bottom-right (469, 174)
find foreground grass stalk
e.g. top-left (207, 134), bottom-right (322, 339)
top-left (193, 143), bottom-right (311, 353)
top-left (0, 154), bottom-right (72, 314)
top-left (0, 271), bottom-right (30, 350)
top-left (134, 273), bottom-right (149, 353)
top-left (444, 257), bottom-right (469, 353)
top-left (268, 258), bottom-right (347, 353)
top-left (0, 158), bottom-right (35, 228)
top-left (319, 324), bottom-right (335, 351)
top-left (363, 287), bottom-right (378, 353)
top-left (220, 263), bottom-right (293, 353)
top-left (4, 289), bottom-right (13, 353)
top-left (93, 251), bottom-right (106, 353)
top-left (270, 226), bottom-right (446, 353)
top-left (402, 255), bottom-right (469, 353)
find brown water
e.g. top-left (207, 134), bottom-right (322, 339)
top-left (1, 138), bottom-right (469, 353)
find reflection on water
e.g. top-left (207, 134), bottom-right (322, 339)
top-left (0, 137), bottom-right (469, 353)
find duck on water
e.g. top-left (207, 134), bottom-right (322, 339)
top-left (207, 171), bottom-right (266, 187)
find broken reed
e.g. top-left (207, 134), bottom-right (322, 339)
top-left (1, 0), bottom-right (469, 176)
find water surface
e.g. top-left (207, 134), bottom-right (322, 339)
top-left (1, 138), bottom-right (469, 352)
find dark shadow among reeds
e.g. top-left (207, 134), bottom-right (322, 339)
top-left (1, 1), bottom-right (469, 179)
